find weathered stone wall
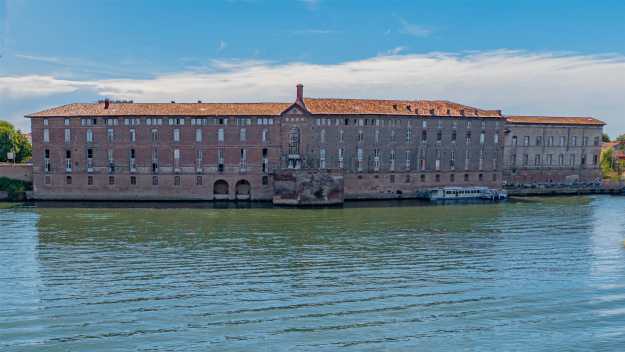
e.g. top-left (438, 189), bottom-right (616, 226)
top-left (273, 170), bottom-right (344, 205)
top-left (0, 163), bottom-right (33, 182)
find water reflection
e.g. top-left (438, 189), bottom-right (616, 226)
top-left (0, 196), bottom-right (624, 351)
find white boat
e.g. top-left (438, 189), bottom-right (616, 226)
top-left (428, 187), bottom-right (508, 201)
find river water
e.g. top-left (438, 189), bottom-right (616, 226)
top-left (1, 196), bottom-right (624, 351)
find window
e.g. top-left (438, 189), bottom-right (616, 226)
top-left (45, 175), bottom-right (51, 185)
top-left (129, 149), bottom-right (136, 172)
top-left (581, 154), bottom-right (586, 166)
top-left (108, 149), bottom-right (115, 173)
top-left (320, 129), bottom-right (326, 144)
top-left (435, 149), bottom-right (441, 171)
top-left (218, 149), bottom-right (224, 172)
top-left (262, 176), bottom-right (269, 185)
top-left (450, 174), bottom-right (455, 182)
top-left (86, 129), bottom-right (94, 143)
top-left (152, 176), bottom-right (159, 185)
top-left (451, 130), bottom-right (457, 142)
top-left (320, 149), bottom-right (326, 169)
top-left (174, 149), bottom-right (180, 171)
top-left (547, 154), bottom-right (553, 165)
top-left (43, 119), bottom-right (49, 126)
top-left (593, 154), bottom-right (598, 165)
top-left (389, 150), bottom-right (396, 171)
top-left (357, 148), bottom-right (364, 172)
top-left (262, 129), bottom-right (269, 143)
top-left (151, 129), bottom-right (159, 142)
top-left (479, 173), bottom-right (484, 182)
top-left (572, 136), bottom-right (577, 146)
top-left (130, 176), bottom-right (136, 185)
top-left (65, 150), bottom-right (72, 172)
top-left (548, 136), bottom-right (554, 146)
top-left (494, 133), bottom-right (499, 144)
top-left (435, 174), bottom-right (440, 182)
top-left (420, 174), bottom-right (426, 182)
top-left (421, 130), bottom-right (427, 142)
top-left (405, 174), bottom-right (411, 183)
top-left (66, 175), bottom-right (72, 185)
top-left (173, 128), bottom-right (180, 142)
top-left (87, 176), bottom-right (93, 185)
top-left (109, 176), bottom-right (115, 185)
top-left (594, 136), bottom-right (600, 146)
top-left (196, 176), bottom-right (203, 186)
top-left (152, 148), bottom-right (159, 173)
top-left (358, 130), bottom-right (364, 143)
top-left (43, 129), bottom-right (50, 143)
top-left (130, 129), bottom-right (136, 143)
top-left (569, 154), bottom-right (576, 166)
top-left (406, 128), bottom-right (412, 143)
top-left (373, 149), bottom-right (380, 171)
top-left (240, 148), bottom-right (247, 171)
top-left (450, 151), bottom-right (455, 170)
top-left (240, 128), bottom-right (247, 142)
top-left (536, 136), bottom-right (542, 146)
top-left (560, 136), bottom-right (566, 146)
top-left (64, 128), bottom-right (71, 143)
top-left (512, 136), bottom-right (517, 146)
top-left (523, 154), bottom-right (529, 166)
top-left (559, 154), bottom-right (565, 166)
top-left (107, 128), bottom-right (114, 143)
top-left (464, 173), bottom-right (469, 182)
top-left (405, 150), bottom-right (410, 170)
top-left (87, 148), bottom-right (94, 172)
top-left (583, 137), bottom-right (589, 146)
top-left (338, 148), bottom-right (344, 169)
top-left (523, 136), bottom-right (529, 146)
top-left (480, 132), bottom-right (485, 145)
top-left (218, 128), bottom-right (225, 142)
top-left (466, 131), bottom-right (472, 144)
top-left (339, 129), bottom-right (344, 143)
top-left (534, 154), bottom-right (541, 166)
top-left (174, 175), bottom-right (181, 186)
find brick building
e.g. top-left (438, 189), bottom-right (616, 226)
top-left (26, 84), bottom-right (604, 202)
top-left (503, 116), bottom-right (605, 184)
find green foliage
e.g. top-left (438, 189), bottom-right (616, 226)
top-left (0, 120), bottom-right (32, 163)
top-left (602, 133), bottom-right (610, 143)
top-left (0, 177), bottom-right (32, 200)
top-left (616, 134), bottom-right (625, 148)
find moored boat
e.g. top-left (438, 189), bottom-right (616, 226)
top-left (428, 187), bottom-right (508, 201)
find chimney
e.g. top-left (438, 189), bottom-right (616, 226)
top-left (104, 98), bottom-right (110, 109)
top-left (296, 83), bottom-right (304, 103)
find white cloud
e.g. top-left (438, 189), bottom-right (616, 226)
top-left (2, 50), bottom-right (625, 135)
top-left (398, 18), bottom-right (432, 38)
top-left (0, 75), bottom-right (89, 98)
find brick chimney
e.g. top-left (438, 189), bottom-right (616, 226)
top-left (104, 98), bottom-right (110, 109)
top-left (296, 83), bottom-right (304, 103)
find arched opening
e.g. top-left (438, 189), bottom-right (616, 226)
top-left (213, 180), bottom-right (229, 200)
top-left (235, 179), bottom-right (251, 200)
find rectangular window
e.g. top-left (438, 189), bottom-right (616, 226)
top-left (130, 176), bottom-right (137, 185)
top-left (107, 128), bottom-right (114, 143)
top-left (109, 176), bottom-right (115, 185)
top-left (218, 149), bottom-right (224, 172)
top-left (421, 130), bottom-right (427, 142)
top-left (44, 119), bottom-right (49, 126)
top-left (357, 148), bottom-right (363, 172)
top-left (87, 129), bottom-right (93, 143)
top-left (405, 150), bottom-right (410, 170)
top-left (240, 128), bottom-right (247, 142)
top-left (560, 136), bottom-right (566, 146)
top-left (450, 151), bottom-right (455, 170)
top-left (389, 150), bottom-right (396, 171)
top-left (196, 175), bottom-right (203, 185)
top-left (569, 154), bottom-right (575, 166)
top-left (536, 136), bottom-right (542, 146)
top-left (218, 128), bottom-right (224, 142)
top-left (406, 128), bottom-right (412, 143)
top-left (174, 175), bottom-right (180, 186)
top-left (512, 136), bottom-right (517, 146)
top-left (152, 129), bottom-right (159, 142)
top-left (64, 129), bottom-right (71, 143)
top-left (494, 133), bottom-right (499, 144)
top-left (66, 175), bottom-right (72, 185)
top-left (262, 129), bottom-right (269, 143)
top-left (437, 130), bottom-right (442, 142)
top-left (43, 129), bottom-right (50, 143)
top-left (451, 130), bottom-right (457, 142)
top-left (534, 154), bottom-right (541, 166)
top-left (174, 149), bottom-right (180, 170)
top-left (358, 130), bottom-right (364, 143)
top-left (173, 128), bottom-right (180, 142)
top-left (87, 176), bottom-right (93, 185)
top-left (152, 176), bottom-right (159, 185)
top-left (65, 150), bottom-right (72, 172)
top-left (480, 132), bottom-right (485, 145)
top-left (108, 149), bottom-right (115, 173)
top-left (593, 154), bottom-right (598, 165)
top-left (338, 148), bottom-right (344, 169)
top-left (240, 148), bottom-right (247, 171)
top-left (572, 136), bottom-right (577, 146)
top-left (130, 129), bottom-right (136, 143)
top-left (548, 136), bottom-right (554, 146)
top-left (523, 154), bottom-right (529, 166)
top-left (320, 148), bottom-right (326, 169)
top-left (523, 136), bottom-right (529, 146)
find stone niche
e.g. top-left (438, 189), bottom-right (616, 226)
top-left (273, 170), bottom-right (344, 206)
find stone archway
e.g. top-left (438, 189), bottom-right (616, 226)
top-left (213, 179), bottom-right (229, 200)
top-left (235, 179), bottom-right (251, 200)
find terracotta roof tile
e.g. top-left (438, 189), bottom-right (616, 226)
top-left (506, 115), bottom-right (605, 126)
top-left (26, 102), bottom-right (292, 118)
top-left (302, 98), bottom-right (502, 118)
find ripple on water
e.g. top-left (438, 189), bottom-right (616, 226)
top-left (0, 196), bottom-right (624, 351)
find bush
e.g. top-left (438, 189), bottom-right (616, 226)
top-left (0, 177), bottom-right (32, 200)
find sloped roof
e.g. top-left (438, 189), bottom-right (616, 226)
top-left (302, 98), bottom-right (502, 117)
top-left (26, 102), bottom-right (292, 117)
top-left (506, 116), bottom-right (605, 126)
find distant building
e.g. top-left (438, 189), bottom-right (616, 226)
top-left (503, 116), bottom-right (605, 184)
top-left (25, 85), bottom-right (605, 202)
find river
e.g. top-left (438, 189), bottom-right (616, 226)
top-left (1, 196), bottom-right (624, 351)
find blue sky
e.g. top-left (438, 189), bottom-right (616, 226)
top-left (1, 0), bottom-right (624, 135)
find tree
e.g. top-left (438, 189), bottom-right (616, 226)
top-left (602, 133), bottom-right (610, 143)
top-left (0, 120), bottom-right (32, 163)
top-left (616, 134), bottom-right (625, 144)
